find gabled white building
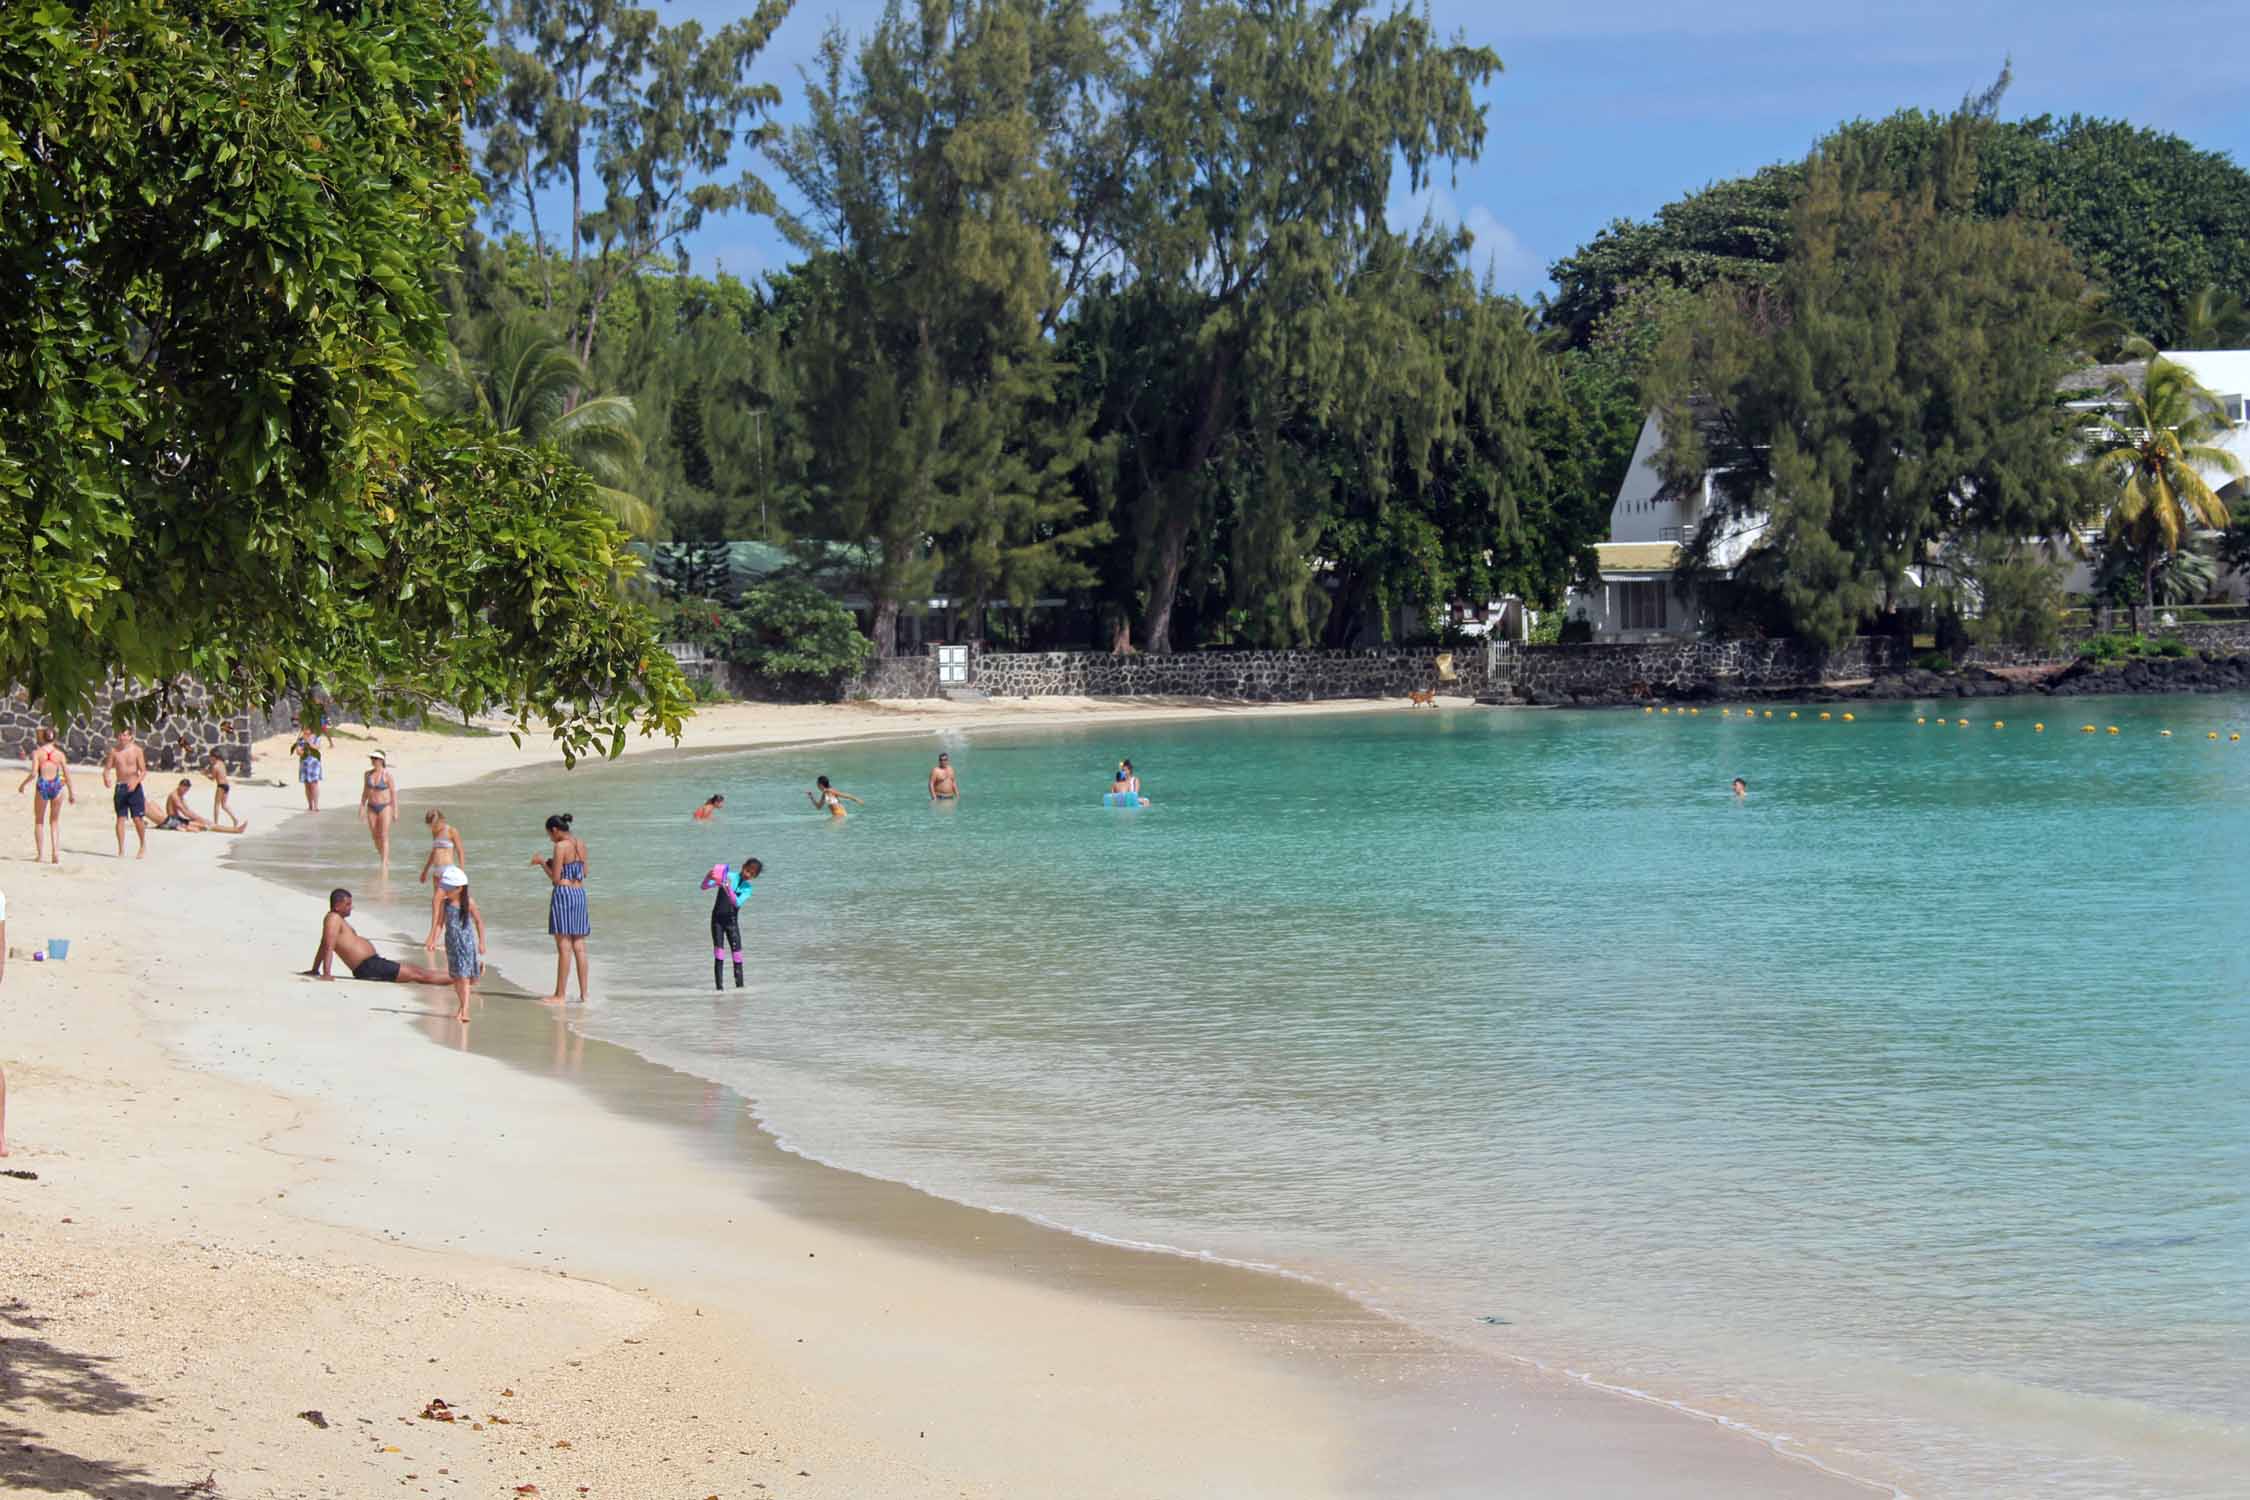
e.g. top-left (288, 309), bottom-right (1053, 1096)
top-left (1567, 409), bottom-right (1767, 642)
top-left (1569, 352), bottom-right (2250, 642)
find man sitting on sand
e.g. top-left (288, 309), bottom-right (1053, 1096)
top-left (305, 889), bottom-right (448, 985)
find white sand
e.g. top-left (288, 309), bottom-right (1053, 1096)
top-left (0, 694), bottom-right (1880, 1498)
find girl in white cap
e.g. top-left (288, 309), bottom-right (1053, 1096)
top-left (436, 865), bottom-right (485, 1024)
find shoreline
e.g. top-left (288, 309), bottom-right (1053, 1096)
top-left (2, 693), bottom-right (1884, 1497)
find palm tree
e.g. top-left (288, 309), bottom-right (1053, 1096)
top-left (2088, 357), bottom-right (2245, 630)
top-left (423, 320), bottom-right (661, 539)
top-left (2174, 286), bottom-right (2250, 350)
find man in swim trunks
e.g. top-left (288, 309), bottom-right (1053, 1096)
top-left (928, 753), bottom-right (959, 800)
top-left (304, 889), bottom-right (449, 985)
top-left (16, 726), bottom-right (72, 864)
top-left (101, 727), bottom-right (150, 859)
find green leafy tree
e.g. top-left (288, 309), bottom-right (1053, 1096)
top-left (424, 318), bottom-right (660, 537)
top-left (725, 579), bottom-right (874, 689)
top-left (2174, 286), bottom-right (2250, 349)
top-left (483, 0), bottom-right (792, 362)
top-left (1548, 83), bottom-right (2250, 358)
top-left (768, 1), bottom-right (1110, 656)
top-left (2086, 356), bottom-right (2245, 627)
top-left (0, 0), bottom-right (687, 755)
top-left (1098, 0), bottom-right (1501, 652)
top-left (1652, 110), bottom-right (2103, 651)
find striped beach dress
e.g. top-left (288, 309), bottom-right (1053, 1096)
top-left (548, 859), bottom-right (591, 937)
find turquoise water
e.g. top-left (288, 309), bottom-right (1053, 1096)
top-left (257, 699), bottom-right (2250, 1495)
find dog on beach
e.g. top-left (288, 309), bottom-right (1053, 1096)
top-left (1406, 689), bottom-right (1438, 708)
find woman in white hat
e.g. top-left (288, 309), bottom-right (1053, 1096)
top-left (435, 864), bottom-right (485, 1025)
top-left (359, 752), bottom-right (397, 870)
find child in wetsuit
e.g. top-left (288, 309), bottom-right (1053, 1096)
top-left (700, 857), bottom-right (763, 991)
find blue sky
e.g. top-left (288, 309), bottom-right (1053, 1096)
top-left (510, 0), bottom-right (2250, 302)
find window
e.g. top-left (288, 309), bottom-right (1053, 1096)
top-left (1619, 582), bottom-right (1667, 632)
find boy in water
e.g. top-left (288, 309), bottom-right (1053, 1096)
top-left (701, 858), bottom-right (763, 990)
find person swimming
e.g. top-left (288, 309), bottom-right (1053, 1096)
top-left (1732, 777), bottom-right (1748, 798)
top-left (700, 856), bottom-right (764, 991)
top-left (693, 794), bottom-right (726, 821)
top-left (806, 775), bottom-right (863, 820)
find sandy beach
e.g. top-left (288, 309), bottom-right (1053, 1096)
top-left (0, 694), bottom-right (1883, 1499)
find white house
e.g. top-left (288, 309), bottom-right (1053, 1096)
top-left (1567, 407), bottom-right (1767, 642)
top-left (1569, 351), bottom-right (2250, 641)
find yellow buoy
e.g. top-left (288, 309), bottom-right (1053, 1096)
top-left (2034, 723), bottom-right (2045, 732)
top-left (2107, 726), bottom-right (2120, 735)
top-left (1644, 705), bottom-right (1653, 714)
top-left (1842, 712), bottom-right (1855, 722)
top-left (1763, 710), bottom-right (1773, 719)
top-left (1690, 708), bottom-right (1701, 716)
top-left (2210, 731), bottom-right (2220, 740)
top-left (1956, 719), bottom-right (1968, 727)
top-left (1994, 721), bottom-right (2005, 729)
top-left (1788, 711), bottom-right (1799, 719)
top-left (1916, 716), bottom-right (1927, 724)
top-left (1819, 711), bottom-right (1832, 720)
top-left (2082, 725), bottom-right (2095, 733)
top-left (2233, 734), bottom-right (2242, 742)
top-left (2161, 730), bottom-right (2173, 738)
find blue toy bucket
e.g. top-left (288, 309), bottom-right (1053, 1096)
top-left (46, 939), bottom-right (68, 960)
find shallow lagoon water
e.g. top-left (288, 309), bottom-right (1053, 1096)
top-left (252, 697), bottom-right (2250, 1496)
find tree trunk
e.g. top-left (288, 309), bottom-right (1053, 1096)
top-left (1108, 614), bottom-right (1132, 654)
top-left (1142, 514), bottom-right (1189, 654)
top-left (870, 596), bottom-right (900, 660)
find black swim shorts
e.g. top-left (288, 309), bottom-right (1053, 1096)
top-left (112, 783), bottom-right (146, 820)
top-left (351, 954), bottom-right (402, 983)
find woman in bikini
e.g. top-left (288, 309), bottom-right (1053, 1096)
top-left (16, 727), bottom-right (73, 864)
top-left (530, 812), bottom-right (591, 1006)
top-left (418, 809), bottom-right (468, 949)
top-left (203, 750), bottom-right (248, 832)
top-left (805, 775), bottom-right (863, 820)
top-left (360, 752), bottom-right (396, 869)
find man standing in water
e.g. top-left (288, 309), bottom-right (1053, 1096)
top-left (101, 727), bottom-right (150, 859)
top-left (928, 753), bottom-right (959, 801)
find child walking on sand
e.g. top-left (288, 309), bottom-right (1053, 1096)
top-left (436, 866), bottom-right (485, 1024)
top-left (700, 857), bottom-right (763, 991)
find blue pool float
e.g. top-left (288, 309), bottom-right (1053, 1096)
top-left (1102, 790), bottom-right (1146, 808)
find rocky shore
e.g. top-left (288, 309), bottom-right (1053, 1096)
top-left (1518, 649), bottom-right (2250, 708)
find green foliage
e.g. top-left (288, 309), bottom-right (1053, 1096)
top-left (768, 1), bottom-right (1110, 655)
top-left (1653, 108), bottom-right (2102, 651)
top-left (0, 0), bottom-right (687, 757)
top-left (1547, 95), bottom-right (2250, 358)
top-left (1959, 542), bottom-right (2067, 654)
top-left (2154, 634), bottom-right (2190, 658)
top-left (2087, 359), bottom-right (2243, 613)
top-left (650, 542), bottom-right (735, 603)
top-left (1912, 652), bottom-right (1955, 673)
top-left (423, 317), bottom-right (660, 536)
top-left (2082, 632), bottom-right (2136, 663)
top-left (724, 579), bottom-right (873, 682)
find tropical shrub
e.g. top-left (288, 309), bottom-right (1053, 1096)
top-left (725, 581), bottom-right (873, 684)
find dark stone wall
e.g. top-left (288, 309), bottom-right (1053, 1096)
top-left (843, 654), bottom-right (942, 700)
top-left (966, 646), bottom-right (1491, 702)
top-left (0, 681), bottom-right (299, 774)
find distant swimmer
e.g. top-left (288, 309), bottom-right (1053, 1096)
top-left (807, 775), bottom-right (863, 820)
top-left (701, 856), bottom-right (763, 991)
top-left (304, 889), bottom-right (449, 985)
top-left (1732, 778), bottom-right (1748, 798)
top-left (929, 753), bottom-right (959, 801)
top-left (693, 794), bottom-right (726, 821)
top-left (17, 726), bottom-right (72, 864)
top-left (1106, 760), bottom-right (1150, 808)
top-left (100, 726), bottom-right (150, 859)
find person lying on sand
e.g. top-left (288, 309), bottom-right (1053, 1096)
top-left (304, 889), bottom-right (448, 985)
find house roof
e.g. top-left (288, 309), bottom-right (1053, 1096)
top-left (1595, 541), bottom-right (1683, 574)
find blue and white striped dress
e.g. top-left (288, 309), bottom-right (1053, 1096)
top-left (548, 859), bottom-right (591, 937)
